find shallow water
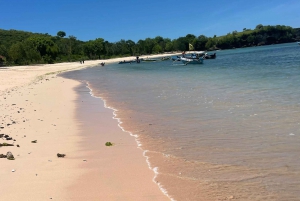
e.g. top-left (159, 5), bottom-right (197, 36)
top-left (62, 43), bottom-right (300, 200)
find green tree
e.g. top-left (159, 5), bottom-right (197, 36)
top-left (57, 31), bottom-right (66, 38)
top-left (205, 38), bottom-right (216, 50)
top-left (255, 24), bottom-right (264, 30)
top-left (193, 35), bottom-right (208, 50)
top-left (126, 40), bottom-right (136, 55)
top-left (152, 44), bottom-right (162, 53)
top-left (8, 42), bottom-right (26, 64)
top-left (0, 45), bottom-right (8, 57)
top-left (165, 41), bottom-right (173, 52)
top-left (94, 38), bottom-right (104, 59)
top-left (25, 36), bottom-right (58, 63)
top-left (185, 34), bottom-right (196, 43)
top-left (23, 40), bottom-right (41, 63)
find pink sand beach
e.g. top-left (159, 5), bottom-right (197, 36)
top-left (0, 55), bottom-right (176, 200)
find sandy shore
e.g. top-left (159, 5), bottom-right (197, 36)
top-left (0, 54), bottom-right (175, 200)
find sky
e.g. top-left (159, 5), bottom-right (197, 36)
top-left (1, 0), bottom-right (300, 42)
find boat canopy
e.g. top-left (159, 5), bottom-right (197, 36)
top-left (195, 51), bottom-right (206, 54)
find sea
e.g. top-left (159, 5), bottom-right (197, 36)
top-left (62, 42), bottom-right (300, 201)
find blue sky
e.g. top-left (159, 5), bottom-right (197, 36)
top-left (1, 0), bottom-right (299, 42)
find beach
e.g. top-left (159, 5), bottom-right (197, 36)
top-left (2, 43), bottom-right (300, 201)
top-left (0, 54), bottom-right (175, 201)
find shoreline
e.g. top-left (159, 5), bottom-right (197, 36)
top-left (0, 53), bottom-right (177, 200)
top-left (83, 81), bottom-right (175, 200)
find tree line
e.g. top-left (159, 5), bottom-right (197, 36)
top-left (0, 24), bottom-right (299, 66)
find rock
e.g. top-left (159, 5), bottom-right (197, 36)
top-left (0, 154), bottom-right (7, 158)
top-left (7, 151), bottom-right (15, 160)
top-left (57, 153), bottom-right (66, 158)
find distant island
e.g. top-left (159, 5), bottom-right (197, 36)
top-left (0, 24), bottom-right (299, 66)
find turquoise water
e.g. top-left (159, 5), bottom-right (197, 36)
top-left (62, 43), bottom-right (300, 200)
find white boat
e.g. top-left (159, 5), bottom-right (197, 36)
top-left (180, 44), bottom-right (204, 65)
top-left (181, 57), bottom-right (204, 65)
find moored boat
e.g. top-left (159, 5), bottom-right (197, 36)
top-left (203, 52), bottom-right (216, 59)
top-left (141, 58), bottom-right (157, 62)
top-left (171, 56), bottom-right (181, 61)
top-left (119, 60), bottom-right (135, 64)
top-left (181, 57), bottom-right (204, 65)
top-left (161, 57), bottom-right (170, 61)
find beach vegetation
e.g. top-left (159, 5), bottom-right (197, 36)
top-left (0, 24), bottom-right (299, 66)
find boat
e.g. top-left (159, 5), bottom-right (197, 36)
top-left (160, 57), bottom-right (170, 61)
top-left (141, 58), bottom-right (157, 62)
top-left (171, 56), bottom-right (181, 61)
top-left (119, 60), bottom-right (135, 64)
top-left (178, 44), bottom-right (204, 65)
top-left (181, 56), bottom-right (204, 65)
top-left (203, 52), bottom-right (216, 59)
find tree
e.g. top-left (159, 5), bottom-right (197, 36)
top-left (25, 36), bottom-right (58, 63)
top-left (23, 40), bottom-right (41, 62)
top-left (185, 34), bottom-right (196, 43)
top-left (205, 38), bottom-right (216, 50)
top-left (165, 41), bottom-right (173, 52)
top-left (255, 24), bottom-right (264, 30)
top-left (94, 38), bottom-right (104, 59)
top-left (193, 35), bottom-right (208, 50)
top-left (152, 44), bottom-right (162, 53)
top-left (57, 31), bottom-right (66, 38)
top-left (8, 42), bottom-right (26, 64)
top-left (126, 40), bottom-right (135, 55)
top-left (0, 45), bottom-right (8, 57)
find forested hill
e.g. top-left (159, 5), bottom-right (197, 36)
top-left (0, 24), bottom-right (299, 66)
top-left (0, 29), bottom-right (48, 47)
